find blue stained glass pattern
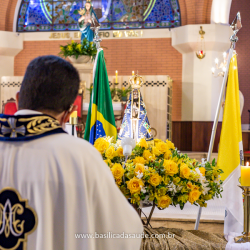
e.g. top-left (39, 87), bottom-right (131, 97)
top-left (17, 0), bottom-right (181, 32)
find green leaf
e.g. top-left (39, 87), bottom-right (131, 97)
top-left (212, 158), bottom-right (216, 166)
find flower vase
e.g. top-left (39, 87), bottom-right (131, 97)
top-left (121, 96), bottom-right (127, 102)
top-left (68, 55), bottom-right (91, 64)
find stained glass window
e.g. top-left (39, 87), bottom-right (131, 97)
top-left (17, 0), bottom-right (181, 32)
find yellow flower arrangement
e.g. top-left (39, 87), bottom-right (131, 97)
top-left (157, 187), bottom-right (167, 197)
top-left (111, 163), bottom-right (125, 180)
top-left (152, 146), bottom-right (161, 156)
top-left (188, 190), bottom-right (201, 204)
top-left (76, 44), bottom-right (82, 52)
top-left (180, 163), bottom-right (190, 179)
top-left (164, 150), bottom-right (171, 159)
top-left (59, 38), bottom-right (97, 61)
top-left (199, 167), bottom-right (206, 176)
top-left (166, 140), bottom-right (175, 150)
top-left (163, 160), bottom-right (178, 176)
top-left (134, 163), bottom-right (145, 174)
top-left (157, 195), bottom-right (172, 209)
top-left (133, 157), bottom-right (145, 165)
top-left (96, 137), bottom-right (223, 210)
top-left (68, 45), bottom-right (73, 51)
top-left (94, 137), bottom-right (109, 154)
top-left (116, 147), bottom-right (124, 157)
top-left (143, 150), bottom-right (155, 162)
top-left (127, 177), bottom-right (144, 194)
top-left (149, 173), bottom-right (162, 187)
top-left (154, 139), bottom-right (162, 145)
top-left (104, 159), bottom-right (113, 167)
top-left (156, 141), bottom-right (169, 153)
top-left (138, 138), bottom-right (148, 149)
top-left (105, 146), bottom-right (116, 160)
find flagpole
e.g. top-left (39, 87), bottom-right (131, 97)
top-left (194, 12), bottom-right (242, 230)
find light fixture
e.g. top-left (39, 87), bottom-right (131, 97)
top-left (121, 137), bottom-right (136, 156)
top-left (196, 26), bottom-right (206, 59)
top-left (211, 51), bottom-right (228, 77)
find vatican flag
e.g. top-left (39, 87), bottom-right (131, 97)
top-left (217, 54), bottom-right (243, 234)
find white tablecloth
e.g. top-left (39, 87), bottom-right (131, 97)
top-left (226, 232), bottom-right (250, 249)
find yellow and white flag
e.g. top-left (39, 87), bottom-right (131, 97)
top-left (217, 54), bottom-right (243, 234)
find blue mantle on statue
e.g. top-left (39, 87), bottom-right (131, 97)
top-left (118, 93), bottom-right (153, 141)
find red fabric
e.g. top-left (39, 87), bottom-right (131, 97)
top-left (4, 102), bottom-right (17, 115)
top-left (73, 95), bottom-right (82, 118)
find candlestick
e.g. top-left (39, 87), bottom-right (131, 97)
top-left (69, 111), bottom-right (78, 126)
top-left (241, 162), bottom-right (250, 186)
top-left (235, 186), bottom-right (250, 243)
top-left (115, 70), bottom-right (118, 83)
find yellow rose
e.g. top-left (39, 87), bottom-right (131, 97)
top-left (71, 40), bottom-right (75, 44)
top-left (133, 157), bottom-right (145, 165)
top-left (156, 141), bottom-right (169, 153)
top-left (157, 195), bottom-right (172, 209)
top-left (180, 163), bottom-right (190, 179)
top-left (163, 160), bottom-right (178, 176)
top-left (94, 138), bottom-right (109, 154)
top-left (149, 173), bottom-right (162, 187)
top-left (127, 177), bottom-right (144, 194)
top-left (116, 147), bottom-right (124, 157)
top-left (152, 147), bottom-right (161, 156)
top-left (164, 149), bottom-right (171, 159)
top-left (154, 139), bottom-right (162, 145)
top-left (199, 167), bottom-right (206, 176)
top-left (138, 138), bottom-right (148, 149)
top-left (188, 190), bottom-right (201, 204)
top-left (134, 163), bottom-right (145, 174)
top-left (111, 163), bottom-right (125, 180)
top-left (105, 146), bottom-right (116, 159)
top-left (166, 140), bottom-right (175, 150)
top-left (143, 150), bottom-right (155, 162)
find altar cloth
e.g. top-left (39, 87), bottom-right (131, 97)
top-left (141, 227), bottom-right (227, 250)
top-left (225, 232), bottom-right (250, 250)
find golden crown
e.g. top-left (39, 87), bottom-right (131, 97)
top-left (129, 74), bottom-right (144, 89)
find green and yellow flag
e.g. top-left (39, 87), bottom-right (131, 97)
top-left (217, 54), bottom-right (243, 234)
top-left (84, 49), bottom-right (117, 144)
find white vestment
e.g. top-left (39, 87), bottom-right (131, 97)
top-left (0, 110), bottom-right (143, 250)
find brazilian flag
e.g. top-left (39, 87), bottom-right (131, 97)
top-left (84, 49), bottom-right (117, 144)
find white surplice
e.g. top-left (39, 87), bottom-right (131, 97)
top-left (0, 110), bottom-right (143, 250)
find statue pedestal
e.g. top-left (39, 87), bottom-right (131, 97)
top-left (73, 63), bottom-right (94, 104)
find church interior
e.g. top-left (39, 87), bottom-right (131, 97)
top-left (0, 0), bottom-right (250, 248)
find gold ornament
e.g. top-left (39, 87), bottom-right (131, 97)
top-left (129, 74), bottom-right (144, 89)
